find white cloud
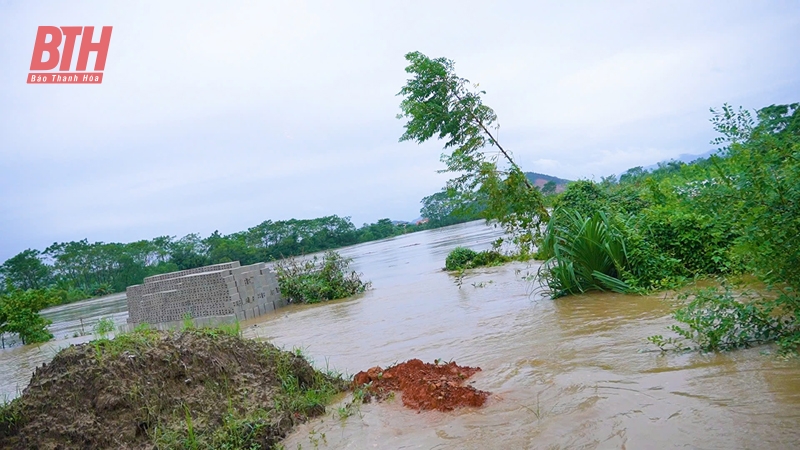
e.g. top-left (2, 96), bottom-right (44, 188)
top-left (1, 0), bottom-right (799, 260)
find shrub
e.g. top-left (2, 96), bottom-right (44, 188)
top-left (649, 285), bottom-right (800, 354)
top-left (445, 247), bottom-right (509, 271)
top-left (90, 283), bottom-right (113, 297)
top-left (537, 209), bottom-right (630, 297)
top-left (275, 251), bottom-right (370, 304)
top-left (618, 221), bottom-right (684, 290)
top-left (445, 247), bottom-right (478, 271)
top-left (637, 207), bottom-right (739, 276)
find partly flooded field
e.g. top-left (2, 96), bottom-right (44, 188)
top-left (2, 221), bottom-right (799, 448)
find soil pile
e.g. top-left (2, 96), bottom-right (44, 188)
top-left (0, 327), bottom-right (346, 450)
top-left (353, 359), bottom-right (490, 411)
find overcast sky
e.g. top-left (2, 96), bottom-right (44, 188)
top-left (1, 0), bottom-right (799, 262)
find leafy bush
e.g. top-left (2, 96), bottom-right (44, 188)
top-left (445, 247), bottom-right (478, 270)
top-left (537, 209), bottom-right (630, 297)
top-left (445, 247), bottom-right (509, 271)
top-left (645, 103), bottom-right (800, 355)
top-left (618, 221), bottom-right (684, 290)
top-left (638, 207), bottom-right (739, 276)
top-left (275, 251), bottom-right (370, 304)
top-left (714, 103), bottom-right (800, 288)
top-left (649, 285), bottom-right (800, 353)
top-left (553, 180), bottom-right (611, 216)
top-left (90, 283), bottom-right (113, 297)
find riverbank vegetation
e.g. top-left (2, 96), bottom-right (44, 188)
top-left (275, 251), bottom-right (371, 303)
top-left (0, 325), bottom-right (347, 449)
top-left (540, 103), bottom-right (800, 352)
top-left (0, 214), bottom-right (477, 307)
top-left (396, 52), bottom-right (798, 353)
top-left (444, 247), bottom-right (510, 271)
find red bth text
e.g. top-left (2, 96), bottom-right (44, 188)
top-left (27, 26), bottom-right (112, 84)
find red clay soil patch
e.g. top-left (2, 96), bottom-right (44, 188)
top-left (353, 359), bottom-right (490, 411)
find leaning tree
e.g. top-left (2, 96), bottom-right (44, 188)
top-left (397, 51), bottom-right (548, 252)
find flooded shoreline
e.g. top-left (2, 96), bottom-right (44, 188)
top-left (2, 221), bottom-right (799, 448)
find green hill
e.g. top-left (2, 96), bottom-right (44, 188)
top-left (525, 172), bottom-right (571, 192)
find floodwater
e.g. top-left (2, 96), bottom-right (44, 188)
top-left (2, 221), bottom-right (800, 448)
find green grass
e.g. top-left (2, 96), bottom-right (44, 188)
top-left (91, 324), bottom-right (162, 361)
top-left (0, 396), bottom-right (22, 436)
top-left (92, 317), bottom-right (115, 338)
top-left (336, 386), bottom-right (368, 421)
top-left (266, 348), bottom-right (343, 417)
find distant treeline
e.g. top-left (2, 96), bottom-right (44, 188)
top-left (0, 209), bottom-right (481, 304)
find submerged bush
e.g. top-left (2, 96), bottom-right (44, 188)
top-left (0, 326), bottom-right (347, 449)
top-left (445, 247), bottom-right (509, 271)
top-left (445, 247), bottom-right (478, 270)
top-left (649, 285), bottom-right (800, 354)
top-left (275, 251), bottom-right (370, 303)
top-left (537, 209), bottom-right (630, 297)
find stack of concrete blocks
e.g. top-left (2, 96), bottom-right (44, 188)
top-left (124, 261), bottom-right (287, 330)
top-left (227, 262), bottom-right (288, 321)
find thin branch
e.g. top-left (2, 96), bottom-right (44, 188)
top-left (451, 89), bottom-right (533, 190)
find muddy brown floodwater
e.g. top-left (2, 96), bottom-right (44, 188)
top-left (2, 221), bottom-right (800, 449)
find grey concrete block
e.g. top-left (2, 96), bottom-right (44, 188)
top-left (127, 261), bottom-right (287, 327)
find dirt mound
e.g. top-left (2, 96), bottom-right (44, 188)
top-left (353, 359), bottom-right (490, 411)
top-left (0, 327), bottom-right (346, 450)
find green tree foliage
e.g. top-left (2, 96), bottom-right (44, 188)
top-left (397, 51), bottom-right (548, 253)
top-left (205, 230), bottom-right (259, 265)
top-left (1, 215), bottom-right (440, 304)
top-left (541, 181), bottom-right (557, 196)
top-left (618, 166), bottom-right (647, 184)
top-left (420, 189), bottom-right (484, 227)
top-left (0, 289), bottom-right (57, 346)
top-left (708, 103), bottom-right (800, 286)
top-left (43, 238), bottom-right (175, 295)
top-left (554, 181), bottom-right (611, 217)
top-left (0, 249), bottom-right (51, 291)
top-left (168, 233), bottom-right (210, 270)
top-left (537, 100), bottom-right (799, 352)
top-left (357, 219), bottom-right (399, 243)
